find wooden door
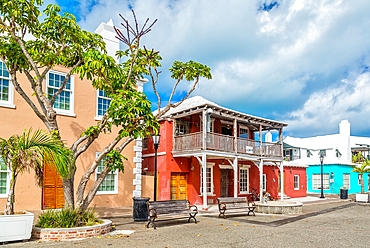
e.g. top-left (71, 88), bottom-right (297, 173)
top-left (220, 170), bottom-right (229, 197)
top-left (170, 173), bottom-right (188, 200)
top-left (42, 163), bottom-right (64, 209)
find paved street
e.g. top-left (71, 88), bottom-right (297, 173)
top-left (4, 198), bottom-right (370, 248)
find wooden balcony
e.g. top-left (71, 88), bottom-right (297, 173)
top-left (173, 132), bottom-right (282, 157)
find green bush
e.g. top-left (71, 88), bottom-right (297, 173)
top-left (35, 207), bottom-right (102, 228)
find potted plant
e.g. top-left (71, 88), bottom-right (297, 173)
top-left (0, 129), bottom-right (73, 242)
top-left (352, 152), bottom-right (370, 203)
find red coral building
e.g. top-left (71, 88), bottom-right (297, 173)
top-left (142, 96), bottom-right (306, 210)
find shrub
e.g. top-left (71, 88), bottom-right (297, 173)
top-left (35, 207), bottom-right (102, 228)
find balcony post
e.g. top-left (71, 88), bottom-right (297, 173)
top-left (259, 125), bottom-right (262, 156)
top-left (202, 109), bottom-right (207, 150)
top-left (233, 119), bottom-right (237, 153)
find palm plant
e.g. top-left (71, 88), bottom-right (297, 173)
top-left (0, 129), bottom-right (73, 215)
top-left (352, 152), bottom-right (370, 194)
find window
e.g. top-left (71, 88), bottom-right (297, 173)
top-left (319, 149), bottom-right (326, 157)
top-left (239, 168), bottom-right (249, 194)
top-left (96, 90), bottom-right (111, 117)
top-left (262, 174), bottom-right (266, 191)
top-left (358, 174), bottom-right (362, 185)
top-left (142, 138), bottom-right (148, 150)
top-left (175, 119), bottom-right (190, 135)
top-left (294, 175), bottom-right (299, 190)
top-left (312, 174), bottom-right (329, 190)
top-left (0, 61), bottom-right (14, 108)
top-left (239, 127), bottom-right (249, 139)
top-left (343, 174), bottom-right (350, 189)
top-left (336, 149), bottom-right (342, 157)
top-left (199, 117), bottom-right (214, 132)
top-left (0, 157), bottom-right (10, 197)
top-left (47, 71), bottom-right (74, 115)
top-left (96, 154), bottom-right (118, 194)
top-left (200, 163), bottom-right (214, 195)
top-left (307, 150), bottom-right (313, 158)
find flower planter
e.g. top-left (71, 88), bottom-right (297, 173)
top-left (355, 194), bottom-right (369, 203)
top-left (32, 219), bottom-right (112, 241)
top-left (0, 211), bottom-right (34, 242)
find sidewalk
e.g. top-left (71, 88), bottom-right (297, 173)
top-left (94, 194), bottom-right (352, 219)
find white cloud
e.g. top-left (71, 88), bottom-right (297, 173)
top-left (283, 72), bottom-right (370, 137)
top-left (62, 0), bottom-right (370, 137)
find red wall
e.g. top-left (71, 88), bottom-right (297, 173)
top-left (142, 118), bottom-right (307, 204)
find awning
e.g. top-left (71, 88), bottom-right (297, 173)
top-left (219, 164), bottom-right (233, 169)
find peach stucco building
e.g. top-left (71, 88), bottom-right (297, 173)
top-left (0, 20), bottom-right (153, 211)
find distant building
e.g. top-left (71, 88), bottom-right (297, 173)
top-left (283, 120), bottom-right (370, 194)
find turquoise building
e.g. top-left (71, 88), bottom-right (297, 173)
top-left (283, 120), bottom-right (370, 196)
top-left (306, 163), bottom-right (369, 195)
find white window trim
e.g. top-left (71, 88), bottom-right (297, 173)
top-left (262, 174), bottom-right (266, 191)
top-left (294, 175), bottom-right (299, 190)
top-left (95, 153), bottom-right (118, 195)
top-left (47, 70), bottom-right (75, 117)
top-left (239, 167), bottom-right (249, 194)
top-left (200, 162), bottom-right (214, 196)
top-left (0, 158), bottom-right (10, 198)
top-left (312, 174), bottom-right (329, 190)
top-left (358, 174), bottom-right (362, 185)
top-left (95, 90), bottom-right (111, 120)
top-left (239, 125), bottom-right (249, 139)
top-left (0, 61), bottom-right (15, 109)
top-left (343, 173), bottom-right (350, 190)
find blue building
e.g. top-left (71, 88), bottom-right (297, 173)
top-left (284, 120), bottom-right (370, 195)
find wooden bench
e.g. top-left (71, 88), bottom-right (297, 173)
top-left (146, 200), bottom-right (198, 229)
top-left (217, 197), bottom-right (256, 218)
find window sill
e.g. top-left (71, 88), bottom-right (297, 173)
top-left (96, 191), bottom-right (118, 195)
top-left (0, 102), bottom-right (15, 109)
top-left (94, 116), bottom-right (103, 121)
top-left (55, 110), bottom-right (76, 117)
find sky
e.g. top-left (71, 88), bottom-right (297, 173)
top-left (46, 0), bottom-right (370, 139)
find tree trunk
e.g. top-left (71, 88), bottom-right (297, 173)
top-left (4, 174), bottom-right (17, 215)
top-left (63, 177), bottom-right (75, 208)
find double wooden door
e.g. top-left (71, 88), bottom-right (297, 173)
top-left (42, 163), bottom-right (64, 209)
top-left (170, 173), bottom-right (188, 200)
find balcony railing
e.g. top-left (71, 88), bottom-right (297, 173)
top-left (173, 132), bottom-right (282, 157)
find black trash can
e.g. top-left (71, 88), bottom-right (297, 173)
top-left (132, 197), bottom-right (150, 221)
top-left (340, 188), bottom-right (348, 199)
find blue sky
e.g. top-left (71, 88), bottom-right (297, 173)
top-left (49, 0), bottom-right (370, 139)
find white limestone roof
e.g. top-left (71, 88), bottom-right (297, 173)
top-left (160, 96), bottom-right (287, 126)
top-left (283, 134), bottom-right (339, 150)
top-left (284, 134), bottom-right (370, 150)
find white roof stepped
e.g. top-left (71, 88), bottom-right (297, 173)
top-left (284, 135), bottom-right (370, 150)
top-left (160, 96), bottom-right (287, 126)
top-left (284, 134), bottom-right (339, 150)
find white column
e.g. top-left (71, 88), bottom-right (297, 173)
top-left (259, 159), bottom-right (264, 202)
top-left (132, 78), bottom-right (149, 198)
top-left (202, 153), bottom-right (208, 210)
top-left (233, 157), bottom-right (238, 197)
top-left (279, 162), bottom-right (284, 201)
